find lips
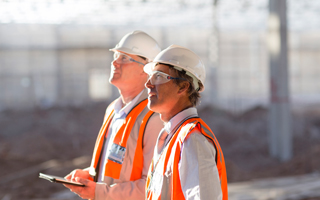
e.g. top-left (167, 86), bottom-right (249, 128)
top-left (112, 69), bottom-right (121, 74)
top-left (148, 91), bottom-right (157, 98)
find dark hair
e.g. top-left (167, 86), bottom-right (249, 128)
top-left (166, 64), bottom-right (202, 106)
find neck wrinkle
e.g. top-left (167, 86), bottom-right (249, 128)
top-left (119, 87), bottom-right (144, 106)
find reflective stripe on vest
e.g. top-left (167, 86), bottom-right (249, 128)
top-left (146, 118), bottom-right (228, 200)
top-left (89, 99), bottom-right (154, 180)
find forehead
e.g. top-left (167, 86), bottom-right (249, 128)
top-left (114, 50), bottom-right (139, 59)
top-left (153, 63), bottom-right (171, 74)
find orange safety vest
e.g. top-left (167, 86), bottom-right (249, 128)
top-left (146, 118), bottom-right (228, 200)
top-left (89, 99), bottom-right (154, 181)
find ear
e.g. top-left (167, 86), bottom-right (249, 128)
top-left (178, 81), bottom-right (190, 95)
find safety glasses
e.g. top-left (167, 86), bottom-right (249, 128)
top-left (147, 71), bottom-right (186, 85)
top-left (113, 52), bottom-right (145, 66)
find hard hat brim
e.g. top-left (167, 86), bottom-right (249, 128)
top-left (143, 62), bottom-right (157, 74)
top-left (110, 47), bottom-right (147, 60)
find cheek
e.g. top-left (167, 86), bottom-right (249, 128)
top-left (127, 65), bottom-right (143, 76)
top-left (119, 66), bottom-right (135, 79)
top-left (158, 85), bottom-right (176, 101)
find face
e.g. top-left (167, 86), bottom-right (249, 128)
top-left (109, 51), bottom-right (147, 89)
top-left (145, 64), bottom-right (181, 115)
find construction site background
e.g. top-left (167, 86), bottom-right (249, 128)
top-left (1, 0), bottom-right (320, 199)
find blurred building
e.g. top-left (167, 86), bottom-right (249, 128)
top-left (0, 0), bottom-right (319, 112)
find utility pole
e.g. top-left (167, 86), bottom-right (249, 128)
top-left (267, 0), bottom-right (292, 161)
top-left (207, 0), bottom-right (219, 104)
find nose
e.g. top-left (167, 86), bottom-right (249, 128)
top-left (112, 59), bottom-right (120, 68)
top-left (145, 77), bottom-right (154, 89)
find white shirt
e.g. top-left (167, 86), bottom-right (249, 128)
top-left (98, 91), bottom-right (143, 182)
top-left (92, 89), bottom-right (163, 200)
top-left (155, 107), bottom-right (223, 200)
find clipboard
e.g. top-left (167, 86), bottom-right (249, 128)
top-left (39, 173), bottom-right (85, 187)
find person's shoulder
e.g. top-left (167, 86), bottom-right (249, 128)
top-left (183, 130), bottom-right (215, 153)
top-left (179, 120), bottom-right (203, 140)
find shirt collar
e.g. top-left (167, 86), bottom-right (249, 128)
top-left (113, 90), bottom-right (144, 119)
top-left (164, 107), bottom-right (198, 135)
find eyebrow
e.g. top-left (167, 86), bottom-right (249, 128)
top-left (138, 56), bottom-right (147, 61)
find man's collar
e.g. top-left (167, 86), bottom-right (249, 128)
top-left (164, 107), bottom-right (198, 135)
top-left (113, 90), bottom-right (145, 118)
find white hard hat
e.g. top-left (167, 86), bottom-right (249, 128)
top-left (144, 44), bottom-right (206, 92)
top-left (110, 30), bottom-right (161, 61)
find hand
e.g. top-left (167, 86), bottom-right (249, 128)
top-left (63, 177), bottom-right (96, 199)
top-left (65, 169), bottom-right (91, 182)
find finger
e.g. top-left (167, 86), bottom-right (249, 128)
top-left (64, 173), bottom-right (72, 180)
top-left (76, 177), bottom-right (89, 186)
top-left (71, 170), bottom-right (78, 181)
top-left (63, 183), bottom-right (75, 190)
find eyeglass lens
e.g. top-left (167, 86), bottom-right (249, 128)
top-left (149, 71), bottom-right (171, 85)
top-left (113, 53), bottom-right (131, 64)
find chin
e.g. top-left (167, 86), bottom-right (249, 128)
top-left (109, 77), bottom-right (121, 87)
top-left (147, 100), bottom-right (160, 113)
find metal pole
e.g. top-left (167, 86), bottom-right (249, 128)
top-left (268, 0), bottom-right (292, 161)
top-left (207, 0), bottom-right (219, 104)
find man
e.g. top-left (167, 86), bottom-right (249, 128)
top-left (64, 30), bottom-right (163, 200)
top-left (144, 45), bottom-right (228, 200)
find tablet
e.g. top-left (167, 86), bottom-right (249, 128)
top-left (39, 173), bottom-right (85, 187)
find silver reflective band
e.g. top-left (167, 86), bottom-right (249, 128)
top-left (147, 71), bottom-right (186, 85)
top-left (113, 52), bottom-right (145, 66)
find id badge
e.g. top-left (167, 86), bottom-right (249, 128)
top-left (108, 143), bottom-right (126, 164)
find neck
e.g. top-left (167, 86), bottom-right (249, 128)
top-left (118, 86), bottom-right (144, 105)
top-left (160, 101), bottom-right (193, 123)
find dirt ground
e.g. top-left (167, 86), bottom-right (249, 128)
top-left (1, 102), bottom-right (320, 200)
